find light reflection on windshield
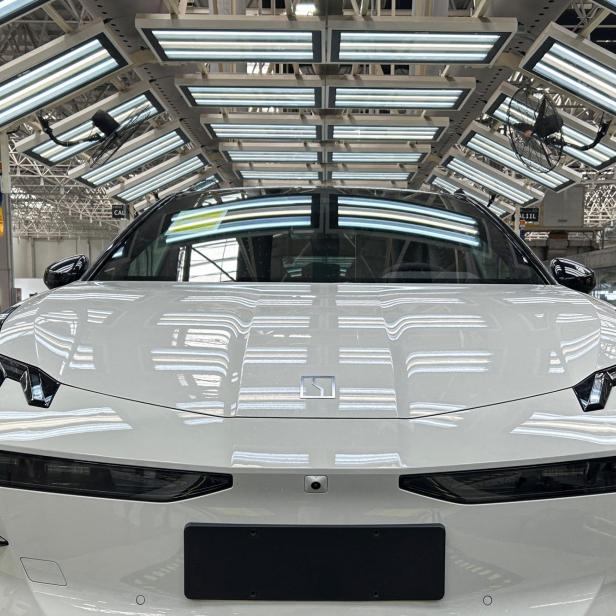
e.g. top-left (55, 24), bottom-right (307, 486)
top-left (93, 191), bottom-right (546, 285)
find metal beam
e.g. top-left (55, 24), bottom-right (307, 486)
top-left (0, 133), bottom-right (15, 309)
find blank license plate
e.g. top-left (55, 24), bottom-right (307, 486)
top-left (184, 523), bottom-right (445, 601)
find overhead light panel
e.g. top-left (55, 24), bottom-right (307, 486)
top-left (209, 123), bottom-right (318, 140)
top-left (331, 125), bottom-right (443, 141)
top-left (227, 150), bottom-right (319, 163)
top-left (522, 23), bottom-right (616, 116)
top-left (462, 123), bottom-right (579, 191)
top-left (593, 0), bottom-right (616, 12)
top-left (330, 171), bottom-right (410, 181)
top-left (0, 24), bottom-right (128, 129)
top-left (240, 170), bottom-right (320, 181)
top-left (0, 0), bottom-right (49, 25)
top-left (73, 126), bottom-right (189, 187)
top-left (330, 151), bottom-right (425, 164)
top-left (333, 87), bottom-right (468, 110)
top-left (137, 17), bottom-right (321, 62)
top-left (486, 85), bottom-right (616, 170)
top-left (443, 154), bottom-right (543, 206)
top-left (25, 92), bottom-right (163, 166)
top-left (188, 176), bottom-right (219, 192)
top-left (180, 85), bottom-right (319, 108)
top-left (330, 17), bottom-right (516, 64)
top-left (111, 153), bottom-right (208, 203)
top-left (429, 171), bottom-right (515, 217)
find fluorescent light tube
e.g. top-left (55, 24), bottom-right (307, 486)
top-left (333, 31), bottom-right (504, 63)
top-left (331, 171), bottom-right (409, 181)
top-left (172, 195), bottom-right (313, 223)
top-left (334, 87), bottom-right (466, 109)
top-left (332, 125), bottom-right (440, 141)
top-left (593, 0), bottom-right (616, 12)
top-left (210, 124), bottom-right (317, 140)
top-left (444, 155), bottom-right (541, 205)
top-left (337, 195), bottom-right (478, 226)
top-left (134, 175), bottom-right (219, 211)
top-left (186, 176), bottom-right (219, 192)
top-left (117, 156), bottom-right (205, 202)
top-left (0, 0), bottom-right (48, 24)
top-left (464, 131), bottom-right (573, 190)
top-left (165, 197), bottom-right (314, 243)
top-left (0, 33), bottom-right (127, 128)
top-left (523, 25), bottom-right (616, 116)
top-left (183, 86), bottom-right (317, 108)
top-left (227, 151), bottom-right (319, 163)
top-left (79, 129), bottom-right (188, 186)
top-left (143, 28), bottom-right (319, 62)
top-left (338, 215), bottom-right (480, 247)
top-left (429, 172), bottom-right (514, 216)
top-left (330, 151), bottom-right (424, 163)
top-left (240, 170), bottom-right (320, 180)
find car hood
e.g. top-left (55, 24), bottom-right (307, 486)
top-left (1, 281), bottom-right (615, 419)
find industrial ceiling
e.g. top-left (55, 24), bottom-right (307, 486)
top-left (2, 0), bottom-right (616, 238)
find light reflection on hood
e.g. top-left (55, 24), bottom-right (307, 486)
top-left (1, 282), bottom-right (615, 420)
top-left (513, 412), bottom-right (616, 445)
top-left (0, 407), bottom-right (130, 442)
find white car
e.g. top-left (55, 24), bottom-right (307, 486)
top-left (0, 188), bottom-right (613, 615)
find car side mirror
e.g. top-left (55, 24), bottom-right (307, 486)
top-left (550, 258), bottom-right (595, 294)
top-left (43, 255), bottom-right (89, 290)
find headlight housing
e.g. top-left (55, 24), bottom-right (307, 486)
top-left (573, 365), bottom-right (616, 411)
top-left (0, 354), bottom-right (60, 408)
top-left (400, 456), bottom-right (616, 504)
top-left (0, 450), bottom-right (232, 502)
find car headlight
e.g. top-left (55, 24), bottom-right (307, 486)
top-left (400, 456), bottom-right (616, 504)
top-left (573, 365), bottom-right (616, 411)
top-left (0, 450), bottom-right (232, 502)
top-left (0, 354), bottom-right (60, 408)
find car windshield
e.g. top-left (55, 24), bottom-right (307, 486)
top-left (92, 191), bottom-right (546, 284)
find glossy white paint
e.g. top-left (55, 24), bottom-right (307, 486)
top-left (1, 281), bottom-right (616, 614)
top-left (1, 282), bottom-right (616, 418)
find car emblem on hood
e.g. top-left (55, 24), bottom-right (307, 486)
top-left (300, 376), bottom-right (336, 399)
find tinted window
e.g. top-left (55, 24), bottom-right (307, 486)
top-left (93, 192), bottom-right (546, 285)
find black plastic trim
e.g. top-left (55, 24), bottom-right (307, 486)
top-left (0, 450), bottom-right (233, 502)
top-left (400, 456), bottom-right (616, 504)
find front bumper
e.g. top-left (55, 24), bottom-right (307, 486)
top-left (1, 381), bottom-right (616, 615)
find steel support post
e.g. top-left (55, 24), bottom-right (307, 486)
top-left (0, 132), bottom-right (14, 310)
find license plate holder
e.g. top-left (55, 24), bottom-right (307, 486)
top-left (184, 523), bottom-right (445, 601)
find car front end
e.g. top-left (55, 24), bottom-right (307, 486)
top-left (0, 190), bottom-right (615, 615)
